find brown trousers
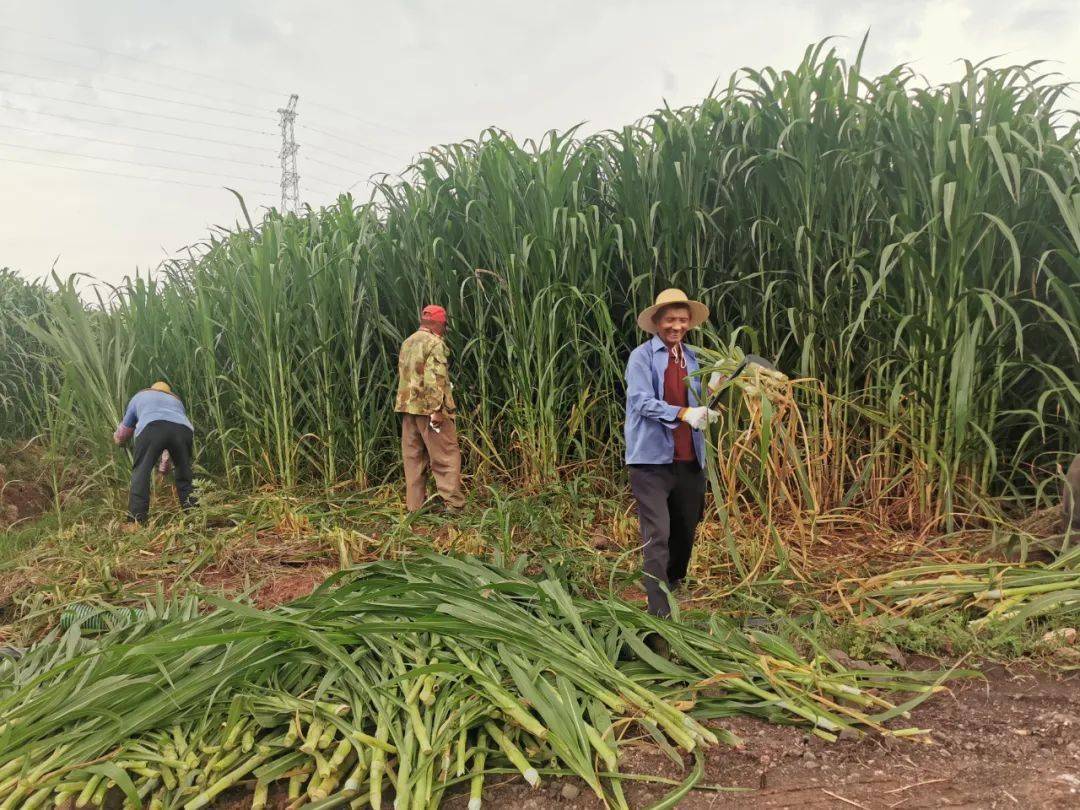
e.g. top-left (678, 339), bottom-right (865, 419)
top-left (401, 413), bottom-right (465, 511)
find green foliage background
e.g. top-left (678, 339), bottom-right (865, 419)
top-left (3, 43), bottom-right (1078, 522)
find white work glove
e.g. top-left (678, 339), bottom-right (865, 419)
top-left (680, 406), bottom-right (720, 430)
top-left (707, 371), bottom-right (724, 395)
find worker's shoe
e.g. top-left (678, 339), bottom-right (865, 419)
top-left (643, 632), bottom-right (671, 660)
top-left (430, 500), bottom-right (464, 516)
top-left (411, 499), bottom-right (441, 517)
top-left (616, 631), bottom-right (671, 662)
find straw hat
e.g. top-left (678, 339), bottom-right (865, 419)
top-left (150, 381), bottom-right (173, 394)
top-left (636, 288), bottom-right (709, 334)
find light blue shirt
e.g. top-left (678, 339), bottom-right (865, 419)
top-left (121, 390), bottom-right (193, 437)
top-left (624, 336), bottom-right (706, 468)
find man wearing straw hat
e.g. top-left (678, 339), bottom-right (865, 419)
top-left (112, 381), bottom-right (196, 524)
top-left (626, 289), bottom-right (720, 621)
top-left (395, 305), bottom-right (466, 513)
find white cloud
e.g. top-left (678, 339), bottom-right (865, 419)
top-left (873, 0), bottom-right (1080, 82)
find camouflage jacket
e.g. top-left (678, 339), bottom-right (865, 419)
top-left (395, 328), bottom-right (456, 415)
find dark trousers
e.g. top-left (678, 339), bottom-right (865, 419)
top-left (129, 420), bottom-right (196, 522)
top-left (629, 462), bottom-right (706, 617)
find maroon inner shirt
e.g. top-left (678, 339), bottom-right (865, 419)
top-left (663, 346), bottom-right (694, 462)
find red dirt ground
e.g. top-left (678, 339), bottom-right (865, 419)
top-left (449, 663), bottom-right (1080, 810)
top-left (251, 568), bottom-right (332, 607)
top-left (192, 565), bottom-right (335, 609)
top-left (0, 462), bottom-right (51, 526)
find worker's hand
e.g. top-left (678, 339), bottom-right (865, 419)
top-left (707, 371), bottom-right (724, 395)
top-left (113, 424), bottom-right (133, 446)
top-left (429, 410), bottom-right (445, 430)
top-left (680, 406), bottom-right (720, 431)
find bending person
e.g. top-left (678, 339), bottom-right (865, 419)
top-left (113, 381), bottom-right (196, 523)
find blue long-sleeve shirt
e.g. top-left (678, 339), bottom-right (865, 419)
top-left (624, 336), bottom-right (706, 468)
top-left (121, 390), bottom-right (193, 437)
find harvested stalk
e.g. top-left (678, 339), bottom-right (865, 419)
top-left (0, 555), bottom-right (947, 809)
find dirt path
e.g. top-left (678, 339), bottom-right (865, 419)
top-left (0, 460), bottom-right (51, 527)
top-left (464, 663), bottom-right (1080, 809)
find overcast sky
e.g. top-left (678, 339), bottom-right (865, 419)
top-left (2, 0), bottom-right (1078, 286)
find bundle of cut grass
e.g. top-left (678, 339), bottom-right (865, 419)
top-left (692, 345), bottom-right (848, 530)
top-left (0, 555), bottom-right (947, 808)
top-left (855, 544), bottom-right (1080, 632)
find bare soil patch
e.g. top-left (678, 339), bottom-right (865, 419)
top-left (251, 568), bottom-right (332, 607)
top-left (0, 460), bottom-right (51, 526)
top-left (192, 564), bottom-right (335, 609)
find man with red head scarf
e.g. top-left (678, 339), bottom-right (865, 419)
top-left (394, 305), bottom-right (465, 512)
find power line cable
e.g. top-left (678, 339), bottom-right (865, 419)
top-left (0, 102), bottom-right (272, 150)
top-left (2, 46), bottom-right (273, 114)
top-left (0, 23), bottom-right (283, 101)
top-left (304, 156), bottom-right (385, 194)
top-left (305, 153), bottom-right (382, 174)
top-left (1, 25), bottom-right (417, 144)
top-left (0, 140), bottom-right (277, 186)
top-left (294, 139), bottom-right (385, 167)
top-left (303, 99), bottom-right (410, 136)
top-left (0, 67), bottom-right (274, 120)
top-left (299, 124), bottom-right (401, 159)
top-left (2, 25), bottom-right (414, 155)
top-left (0, 154), bottom-right (276, 195)
top-left (0, 87), bottom-right (277, 136)
top-left (307, 175), bottom-right (347, 189)
top-left (0, 122), bottom-right (277, 168)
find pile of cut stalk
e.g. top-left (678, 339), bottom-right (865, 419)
top-left (855, 544), bottom-right (1080, 631)
top-left (0, 556), bottom-right (945, 809)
